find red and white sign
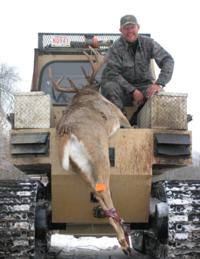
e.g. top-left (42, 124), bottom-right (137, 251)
top-left (50, 35), bottom-right (70, 47)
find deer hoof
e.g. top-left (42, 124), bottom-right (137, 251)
top-left (122, 246), bottom-right (132, 256)
top-left (120, 239), bottom-right (132, 256)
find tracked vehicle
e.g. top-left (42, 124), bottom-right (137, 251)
top-left (1, 33), bottom-right (200, 258)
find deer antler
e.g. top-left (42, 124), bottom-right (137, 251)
top-left (48, 47), bottom-right (106, 93)
top-left (82, 46), bottom-right (106, 84)
top-left (48, 67), bottom-right (78, 93)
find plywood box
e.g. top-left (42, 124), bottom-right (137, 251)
top-left (14, 92), bottom-right (52, 128)
top-left (51, 129), bottom-right (153, 224)
top-left (137, 92), bottom-right (187, 130)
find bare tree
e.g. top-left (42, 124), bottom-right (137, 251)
top-left (0, 63), bottom-right (21, 176)
top-left (0, 63), bottom-right (20, 131)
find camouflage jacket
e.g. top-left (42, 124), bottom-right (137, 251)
top-left (101, 35), bottom-right (174, 93)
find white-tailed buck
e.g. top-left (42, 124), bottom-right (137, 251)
top-left (49, 47), bottom-right (132, 255)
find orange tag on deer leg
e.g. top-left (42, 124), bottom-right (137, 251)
top-left (95, 183), bottom-right (106, 192)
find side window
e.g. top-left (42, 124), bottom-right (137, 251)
top-left (39, 61), bottom-right (104, 105)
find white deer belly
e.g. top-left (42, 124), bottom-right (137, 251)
top-left (62, 134), bottom-right (92, 175)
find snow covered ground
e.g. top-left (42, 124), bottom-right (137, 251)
top-left (48, 234), bottom-right (152, 258)
top-left (51, 234), bottom-right (119, 251)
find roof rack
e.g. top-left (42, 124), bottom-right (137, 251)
top-left (38, 33), bottom-right (121, 50)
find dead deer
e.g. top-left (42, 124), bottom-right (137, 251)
top-left (49, 47), bottom-right (132, 255)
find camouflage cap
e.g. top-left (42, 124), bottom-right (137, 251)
top-left (120, 15), bottom-right (138, 27)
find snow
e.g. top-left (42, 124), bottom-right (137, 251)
top-left (169, 215), bottom-right (188, 222)
top-left (16, 191), bottom-right (31, 196)
top-left (13, 204), bottom-right (30, 211)
top-left (168, 198), bottom-right (193, 205)
top-left (156, 202), bottom-right (168, 217)
top-left (174, 233), bottom-right (188, 240)
top-left (51, 234), bottom-right (119, 251)
top-left (14, 222), bottom-right (30, 230)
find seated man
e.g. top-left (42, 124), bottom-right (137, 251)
top-left (101, 14), bottom-right (174, 125)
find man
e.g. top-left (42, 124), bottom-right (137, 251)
top-left (101, 14), bottom-right (174, 124)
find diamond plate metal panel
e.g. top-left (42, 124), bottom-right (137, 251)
top-left (138, 92), bottom-right (187, 130)
top-left (14, 92), bottom-right (52, 128)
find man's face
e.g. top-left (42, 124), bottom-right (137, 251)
top-left (120, 24), bottom-right (140, 43)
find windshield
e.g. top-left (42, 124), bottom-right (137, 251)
top-left (39, 61), bottom-right (104, 105)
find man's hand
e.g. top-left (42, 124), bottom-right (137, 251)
top-left (146, 84), bottom-right (161, 98)
top-left (132, 89), bottom-right (144, 105)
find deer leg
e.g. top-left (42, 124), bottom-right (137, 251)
top-left (94, 188), bottom-right (131, 255)
top-left (104, 208), bottom-right (131, 253)
top-left (85, 145), bottom-right (132, 255)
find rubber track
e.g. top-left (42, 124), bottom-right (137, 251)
top-left (165, 180), bottom-right (200, 258)
top-left (0, 180), bottom-right (38, 259)
top-left (132, 180), bottom-right (200, 258)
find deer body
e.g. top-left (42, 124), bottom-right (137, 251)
top-left (57, 87), bottom-right (130, 187)
top-left (50, 48), bottom-right (132, 255)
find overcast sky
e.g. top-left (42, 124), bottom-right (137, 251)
top-left (1, 0), bottom-right (200, 151)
